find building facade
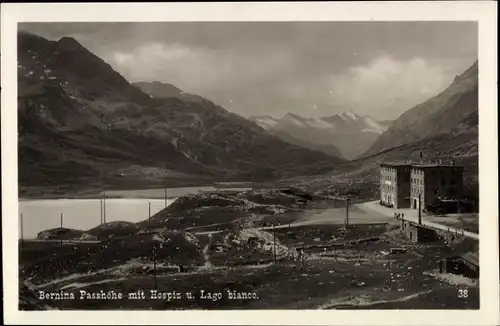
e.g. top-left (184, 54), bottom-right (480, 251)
top-left (380, 161), bottom-right (464, 212)
top-left (410, 165), bottom-right (464, 211)
top-left (379, 162), bottom-right (411, 208)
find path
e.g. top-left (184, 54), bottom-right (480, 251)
top-left (201, 234), bottom-right (214, 269)
top-left (193, 205), bottom-right (392, 236)
top-left (358, 201), bottom-right (479, 240)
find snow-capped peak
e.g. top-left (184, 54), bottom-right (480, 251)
top-left (281, 113), bottom-right (334, 130)
top-left (281, 113), bottom-right (306, 127)
top-left (249, 115), bottom-right (280, 130)
top-left (338, 110), bottom-right (360, 121)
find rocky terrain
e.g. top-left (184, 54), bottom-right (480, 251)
top-left (19, 188), bottom-right (478, 310)
top-left (17, 31), bottom-right (345, 193)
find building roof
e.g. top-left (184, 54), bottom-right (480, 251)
top-left (461, 252), bottom-right (479, 267)
top-left (380, 161), bottom-right (464, 169)
top-left (380, 161), bottom-right (411, 167)
top-left (411, 163), bottom-right (463, 169)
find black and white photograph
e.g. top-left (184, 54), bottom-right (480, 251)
top-left (2, 2), bottom-right (498, 325)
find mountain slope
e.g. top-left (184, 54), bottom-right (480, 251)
top-left (249, 111), bottom-right (389, 159)
top-left (132, 81), bottom-right (183, 98)
top-left (267, 128), bottom-right (344, 159)
top-left (17, 31), bottom-right (345, 192)
top-left (366, 61), bottom-right (478, 155)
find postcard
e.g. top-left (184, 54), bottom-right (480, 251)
top-left (1, 2), bottom-right (498, 325)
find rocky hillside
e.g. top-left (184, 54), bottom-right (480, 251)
top-left (249, 111), bottom-right (389, 159)
top-left (17, 31), bottom-right (345, 191)
top-left (366, 61), bottom-right (478, 155)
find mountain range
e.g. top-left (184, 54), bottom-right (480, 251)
top-left (17, 31), bottom-right (345, 192)
top-left (294, 61), bottom-right (479, 200)
top-left (16, 30), bottom-right (479, 200)
top-left (249, 111), bottom-right (391, 159)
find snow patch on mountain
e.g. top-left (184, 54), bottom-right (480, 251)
top-left (250, 115), bottom-right (280, 130)
top-left (248, 110), bottom-right (390, 159)
top-left (361, 116), bottom-right (386, 133)
top-left (339, 111), bottom-right (359, 121)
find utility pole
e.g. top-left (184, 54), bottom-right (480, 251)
top-left (20, 213), bottom-right (24, 247)
top-left (345, 195), bottom-right (350, 228)
top-left (164, 187), bottom-right (168, 208)
top-left (273, 213), bottom-right (277, 263)
top-left (148, 201), bottom-right (151, 236)
top-left (153, 245), bottom-right (157, 290)
top-left (103, 191), bottom-right (107, 224)
top-left (150, 200), bottom-right (157, 289)
top-left (100, 196), bottom-right (103, 225)
top-left (60, 213), bottom-right (63, 250)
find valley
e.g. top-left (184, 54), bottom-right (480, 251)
top-left (16, 28), bottom-right (480, 311)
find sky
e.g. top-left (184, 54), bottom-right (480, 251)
top-left (20, 22), bottom-right (477, 120)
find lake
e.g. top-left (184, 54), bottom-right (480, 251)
top-left (104, 186), bottom-right (251, 199)
top-left (19, 185), bottom-right (252, 239)
top-left (19, 198), bottom-right (177, 239)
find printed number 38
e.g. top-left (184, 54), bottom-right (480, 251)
top-left (458, 289), bottom-right (468, 298)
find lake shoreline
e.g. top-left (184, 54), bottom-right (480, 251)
top-left (18, 182), bottom-right (268, 201)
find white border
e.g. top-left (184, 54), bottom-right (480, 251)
top-left (2, 2), bottom-right (498, 325)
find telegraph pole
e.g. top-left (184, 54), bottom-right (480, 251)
top-left (273, 213), bottom-right (277, 263)
top-left (60, 213), bottom-right (63, 249)
top-left (20, 213), bottom-right (24, 247)
top-left (100, 196), bottom-right (103, 225)
top-left (103, 191), bottom-right (107, 224)
top-left (149, 200), bottom-right (157, 289)
top-left (164, 187), bottom-right (168, 208)
top-left (345, 195), bottom-right (350, 228)
top-left (148, 201), bottom-right (151, 236)
top-left (153, 245), bottom-right (157, 290)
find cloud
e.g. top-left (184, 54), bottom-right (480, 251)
top-left (326, 56), bottom-right (450, 118)
top-left (20, 22), bottom-right (477, 119)
top-left (105, 42), bottom-right (294, 98)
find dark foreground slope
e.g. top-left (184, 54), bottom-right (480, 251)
top-left (18, 31), bottom-right (344, 194)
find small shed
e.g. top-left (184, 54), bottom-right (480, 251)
top-left (440, 252), bottom-right (479, 278)
top-left (401, 221), bottom-right (439, 243)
